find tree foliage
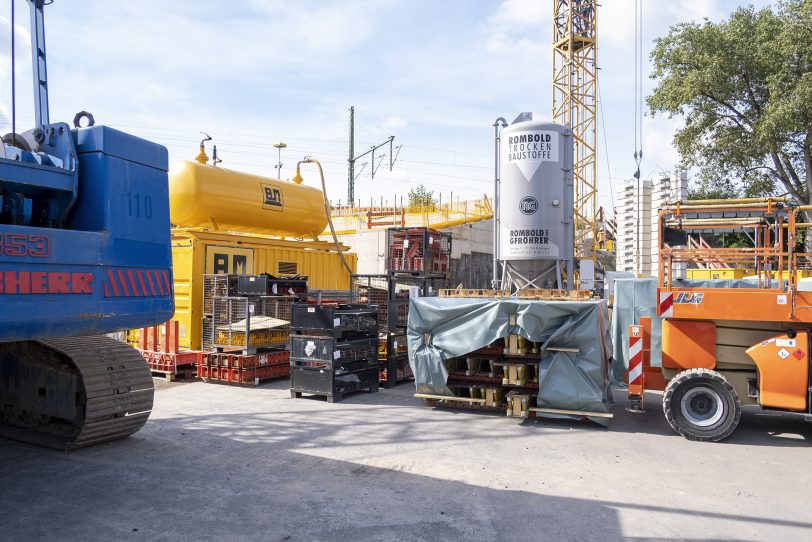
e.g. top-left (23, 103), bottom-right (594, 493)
top-left (648, 1), bottom-right (812, 204)
top-left (407, 184), bottom-right (437, 209)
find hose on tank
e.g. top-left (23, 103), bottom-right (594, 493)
top-left (294, 158), bottom-right (353, 275)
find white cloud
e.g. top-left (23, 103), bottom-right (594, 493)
top-left (385, 116), bottom-right (408, 129)
top-left (641, 115), bottom-right (682, 175)
top-left (489, 0), bottom-right (548, 26)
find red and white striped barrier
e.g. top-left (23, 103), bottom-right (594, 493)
top-left (628, 326), bottom-right (643, 387)
top-left (659, 291), bottom-right (673, 317)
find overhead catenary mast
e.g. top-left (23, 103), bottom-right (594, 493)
top-left (346, 106), bottom-right (401, 207)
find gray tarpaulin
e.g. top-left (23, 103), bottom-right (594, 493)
top-left (610, 279), bottom-right (660, 381)
top-left (407, 297), bottom-right (613, 424)
top-left (610, 277), bottom-right (769, 380)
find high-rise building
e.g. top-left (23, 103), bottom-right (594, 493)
top-left (650, 172), bottom-right (689, 272)
top-left (614, 172), bottom-right (688, 276)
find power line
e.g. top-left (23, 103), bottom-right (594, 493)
top-left (597, 79), bottom-right (615, 209)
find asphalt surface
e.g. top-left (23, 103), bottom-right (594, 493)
top-left (1, 380), bottom-right (810, 541)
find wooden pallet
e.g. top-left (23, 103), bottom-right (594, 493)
top-left (517, 289), bottom-right (593, 300)
top-left (414, 393), bottom-right (505, 412)
top-left (438, 288), bottom-right (592, 300)
top-left (151, 366), bottom-right (197, 382)
top-left (529, 407), bottom-right (614, 419)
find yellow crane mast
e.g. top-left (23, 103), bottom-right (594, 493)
top-left (552, 0), bottom-right (598, 263)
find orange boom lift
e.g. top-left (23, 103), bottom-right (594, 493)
top-left (628, 198), bottom-right (812, 441)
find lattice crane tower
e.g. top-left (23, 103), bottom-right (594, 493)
top-left (552, 0), bottom-right (598, 262)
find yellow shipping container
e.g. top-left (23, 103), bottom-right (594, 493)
top-left (171, 230), bottom-right (356, 350)
top-left (686, 268), bottom-right (748, 280)
top-left (743, 270), bottom-right (812, 281)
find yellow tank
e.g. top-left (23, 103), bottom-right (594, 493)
top-left (169, 160), bottom-right (328, 237)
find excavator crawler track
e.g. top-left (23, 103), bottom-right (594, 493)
top-left (0, 335), bottom-right (154, 450)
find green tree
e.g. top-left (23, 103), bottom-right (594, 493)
top-left (407, 184), bottom-right (437, 210)
top-left (648, 1), bottom-right (812, 218)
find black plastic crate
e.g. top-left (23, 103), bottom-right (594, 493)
top-left (386, 227), bottom-right (452, 276)
top-left (290, 303), bottom-right (378, 339)
top-left (290, 364), bottom-right (379, 402)
top-left (236, 274), bottom-right (308, 298)
top-left (236, 275), bottom-right (268, 296)
top-left (290, 336), bottom-right (378, 364)
top-left (306, 290), bottom-right (357, 304)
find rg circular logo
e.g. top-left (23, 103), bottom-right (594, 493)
top-left (519, 196), bottom-right (538, 215)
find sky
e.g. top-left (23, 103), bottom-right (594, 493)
top-left (0, 0), bottom-right (774, 212)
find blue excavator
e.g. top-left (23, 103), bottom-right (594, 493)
top-left (0, 0), bottom-right (173, 449)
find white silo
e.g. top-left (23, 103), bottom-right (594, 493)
top-left (495, 112), bottom-right (574, 290)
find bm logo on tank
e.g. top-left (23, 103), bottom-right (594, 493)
top-left (261, 183), bottom-right (283, 211)
top-left (520, 196), bottom-right (538, 215)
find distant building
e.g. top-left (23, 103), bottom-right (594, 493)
top-left (615, 172), bottom-right (688, 276)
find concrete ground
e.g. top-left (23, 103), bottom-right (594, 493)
top-left (1, 380), bottom-right (810, 542)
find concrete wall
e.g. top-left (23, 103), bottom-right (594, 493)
top-left (336, 219), bottom-right (494, 288)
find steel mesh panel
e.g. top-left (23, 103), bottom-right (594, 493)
top-left (212, 296), bottom-right (294, 350)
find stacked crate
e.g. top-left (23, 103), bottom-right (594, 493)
top-left (198, 349), bottom-right (290, 386)
top-left (350, 275), bottom-right (394, 387)
top-left (386, 227), bottom-right (452, 276)
top-left (382, 227), bottom-right (451, 387)
top-left (289, 303), bottom-right (380, 402)
top-left (200, 273), bottom-right (303, 386)
top-left (202, 274), bottom-right (308, 351)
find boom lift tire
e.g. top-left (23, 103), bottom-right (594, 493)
top-left (663, 368), bottom-right (741, 442)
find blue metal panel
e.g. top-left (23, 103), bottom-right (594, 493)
top-left (0, 126), bottom-right (174, 341)
top-left (74, 126), bottom-right (168, 171)
top-left (0, 158), bottom-right (75, 192)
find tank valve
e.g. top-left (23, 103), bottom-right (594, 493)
top-left (196, 132), bottom-right (212, 164)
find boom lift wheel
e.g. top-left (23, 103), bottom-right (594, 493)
top-left (663, 368), bottom-right (741, 442)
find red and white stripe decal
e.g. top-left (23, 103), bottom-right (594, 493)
top-left (659, 291), bottom-right (673, 317)
top-left (628, 327), bottom-right (643, 386)
top-left (104, 268), bottom-right (172, 298)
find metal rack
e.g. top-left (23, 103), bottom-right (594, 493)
top-left (203, 274), bottom-right (235, 315)
top-left (386, 227), bottom-right (452, 277)
top-left (387, 275), bottom-right (448, 331)
top-left (212, 296), bottom-right (294, 354)
top-left (350, 251), bottom-right (448, 388)
top-left (350, 274), bottom-right (390, 329)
